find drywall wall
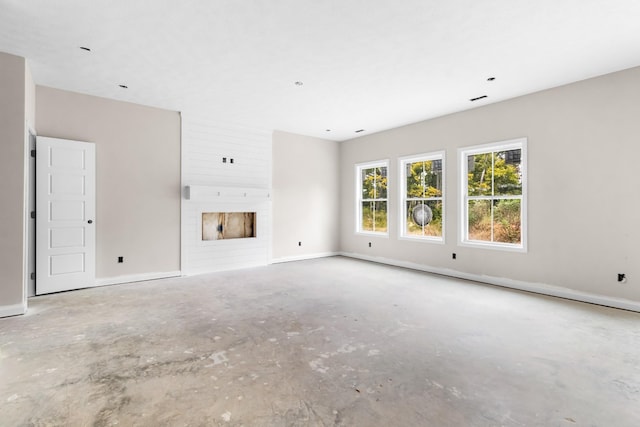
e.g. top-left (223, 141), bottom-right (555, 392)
top-left (36, 86), bottom-right (181, 283)
top-left (25, 63), bottom-right (35, 129)
top-left (272, 131), bottom-right (340, 261)
top-left (340, 66), bottom-right (640, 306)
top-left (0, 51), bottom-right (28, 316)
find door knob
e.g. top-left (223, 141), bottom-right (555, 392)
top-left (88, 220), bottom-right (93, 224)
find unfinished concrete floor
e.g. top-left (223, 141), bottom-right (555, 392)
top-left (1, 257), bottom-right (639, 426)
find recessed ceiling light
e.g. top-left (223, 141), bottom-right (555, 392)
top-left (119, 84), bottom-right (128, 89)
top-left (487, 77), bottom-right (496, 81)
top-left (470, 95), bottom-right (487, 102)
top-left (355, 129), bottom-right (365, 133)
top-left (80, 46), bottom-right (91, 52)
top-left (294, 81), bottom-right (303, 86)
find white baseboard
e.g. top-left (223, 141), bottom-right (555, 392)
top-left (95, 271), bottom-right (182, 287)
top-left (340, 252), bottom-right (640, 313)
top-left (270, 252), bottom-right (339, 264)
top-left (183, 261), bottom-right (269, 276)
top-left (0, 302), bottom-right (27, 318)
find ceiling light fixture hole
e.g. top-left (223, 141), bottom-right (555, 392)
top-left (119, 84), bottom-right (128, 89)
top-left (487, 77), bottom-right (496, 81)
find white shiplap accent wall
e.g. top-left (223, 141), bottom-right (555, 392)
top-left (181, 114), bottom-right (272, 275)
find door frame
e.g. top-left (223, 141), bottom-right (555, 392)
top-left (26, 126), bottom-right (36, 298)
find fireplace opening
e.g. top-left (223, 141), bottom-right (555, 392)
top-left (202, 212), bottom-right (256, 240)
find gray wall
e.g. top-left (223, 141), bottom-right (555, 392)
top-left (36, 86), bottom-right (181, 281)
top-left (340, 66), bottom-right (640, 304)
top-left (0, 52), bottom-right (33, 316)
top-left (272, 131), bottom-right (340, 260)
top-left (25, 63), bottom-right (36, 129)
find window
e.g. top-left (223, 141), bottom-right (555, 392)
top-left (399, 152), bottom-right (444, 241)
top-left (459, 138), bottom-right (527, 251)
top-left (356, 161), bottom-right (388, 234)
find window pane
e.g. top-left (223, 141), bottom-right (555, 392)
top-left (468, 199), bottom-right (491, 241)
top-left (493, 199), bottom-right (521, 244)
top-left (495, 150), bottom-right (522, 196)
top-left (467, 153), bottom-right (493, 196)
top-left (406, 200), bottom-right (442, 237)
top-left (362, 167), bottom-right (377, 199)
top-left (406, 160), bottom-right (442, 198)
top-left (406, 162), bottom-right (421, 197)
top-left (373, 201), bottom-right (388, 232)
top-left (361, 201), bottom-right (374, 232)
top-left (362, 201), bottom-right (387, 232)
top-left (376, 167), bottom-right (388, 199)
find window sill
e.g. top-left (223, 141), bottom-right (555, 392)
top-left (399, 236), bottom-right (444, 244)
top-left (459, 240), bottom-right (527, 253)
top-left (356, 231), bottom-right (389, 238)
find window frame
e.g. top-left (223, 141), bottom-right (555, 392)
top-left (355, 160), bottom-right (390, 236)
top-left (458, 138), bottom-right (527, 252)
top-left (398, 151), bottom-right (445, 243)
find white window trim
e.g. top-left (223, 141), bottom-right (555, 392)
top-left (355, 160), bottom-right (389, 236)
top-left (398, 151), bottom-right (445, 243)
top-left (458, 138), bottom-right (527, 252)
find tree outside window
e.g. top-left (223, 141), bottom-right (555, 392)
top-left (357, 162), bottom-right (388, 234)
top-left (461, 139), bottom-right (526, 250)
top-left (400, 153), bottom-right (444, 240)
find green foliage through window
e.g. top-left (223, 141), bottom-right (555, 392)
top-left (402, 156), bottom-right (443, 239)
top-left (358, 164), bottom-right (388, 233)
top-left (464, 145), bottom-right (524, 246)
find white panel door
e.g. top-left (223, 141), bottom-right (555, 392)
top-left (36, 137), bottom-right (95, 294)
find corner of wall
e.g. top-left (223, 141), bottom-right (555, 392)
top-left (0, 51), bottom-right (28, 317)
top-left (271, 131), bottom-right (341, 260)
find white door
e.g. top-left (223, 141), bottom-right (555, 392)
top-left (36, 137), bottom-right (95, 295)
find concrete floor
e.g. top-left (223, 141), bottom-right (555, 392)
top-left (1, 257), bottom-right (639, 427)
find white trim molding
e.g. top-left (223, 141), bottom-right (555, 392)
top-left (0, 302), bottom-right (27, 318)
top-left (270, 252), bottom-right (339, 264)
top-left (95, 271), bottom-right (182, 287)
top-left (339, 252), bottom-right (640, 313)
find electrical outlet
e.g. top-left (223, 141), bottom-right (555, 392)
top-left (298, 241), bottom-right (302, 246)
top-left (368, 242), bottom-right (372, 248)
top-left (452, 253), bottom-right (457, 260)
top-left (118, 256), bottom-right (124, 263)
top-left (618, 273), bottom-right (627, 283)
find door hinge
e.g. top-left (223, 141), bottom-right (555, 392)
top-left (30, 149), bottom-right (36, 158)
top-left (30, 211), bottom-right (35, 219)
top-left (30, 272), bottom-right (35, 280)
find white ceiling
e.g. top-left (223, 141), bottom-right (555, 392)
top-left (1, 0), bottom-right (640, 141)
